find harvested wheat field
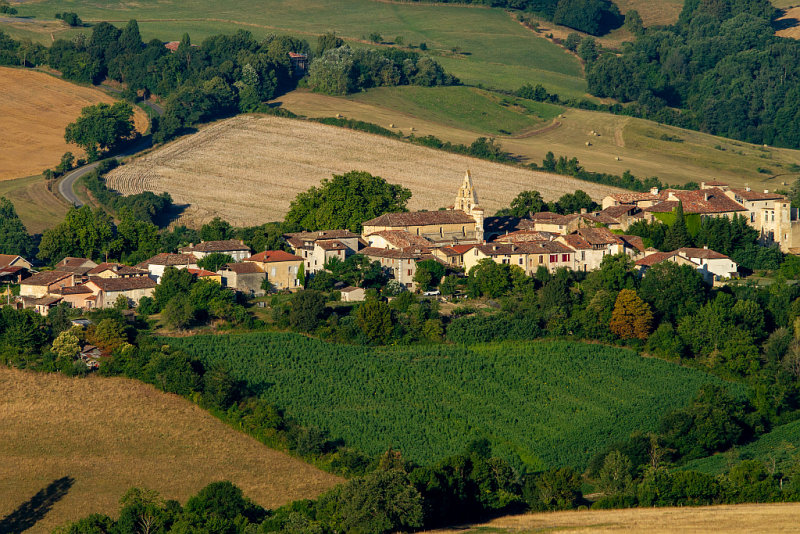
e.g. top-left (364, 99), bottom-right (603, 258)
top-left (0, 368), bottom-right (341, 534)
top-left (430, 502), bottom-right (800, 533)
top-left (0, 67), bottom-right (148, 181)
top-left (106, 115), bottom-right (623, 227)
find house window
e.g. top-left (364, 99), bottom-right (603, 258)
top-left (502, 259), bottom-right (509, 264)
top-left (562, 254), bottom-right (569, 262)
top-left (539, 255), bottom-right (543, 264)
top-left (271, 268), bottom-right (276, 277)
top-left (519, 258), bottom-right (523, 265)
top-left (751, 213), bottom-right (755, 222)
top-left (408, 269), bottom-right (412, 276)
top-left (549, 254), bottom-right (557, 263)
top-left (581, 251), bottom-right (585, 261)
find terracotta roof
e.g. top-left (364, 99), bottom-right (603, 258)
top-left (608, 192), bottom-right (661, 204)
top-left (29, 295), bottom-right (63, 307)
top-left (0, 266), bottom-right (25, 275)
top-left (187, 268), bottom-right (219, 277)
top-left (340, 286), bottom-right (362, 293)
top-left (53, 285), bottom-right (93, 295)
top-left (87, 263), bottom-right (149, 276)
top-left (57, 257), bottom-right (94, 268)
top-left (164, 41), bottom-right (180, 51)
top-left (635, 251), bottom-right (678, 267)
top-left (538, 241), bottom-right (574, 254)
top-left (362, 210), bottom-right (475, 227)
top-left (676, 247), bottom-right (730, 260)
top-left (288, 52), bottom-right (307, 59)
top-left (246, 250), bottom-right (303, 263)
top-left (367, 230), bottom-right (433, 249)
top-left (437, 245), bottom-right (475, 257)
top-left (360, 247), bottom-right (422, 260)
top-left (317, 240), bottom-right (347, 251)
top-left (21, 271), bottom-right (73, 286)
top-left (644, 188), bottom-right (746, 215)
top-left (286, 230), bottom-right (359, 242)
top-left (87, 276), bottom-right (156, 292)
top-left (576, 227), bottom-right (621, 246)
top-left (180, 240), bottom-right (250, 253)
top-left (137, 253), bottom-right (197, 267)
top-left (222, 262), bottom-right (264, 274)
top-left (729, 188), bottom-right (785, 202)
top-left (619, 235), bottom-right (646, 253)
top-left (0, 254), bottom-right (24, 269)
top-left (529, 212), bottom-right (581, 224)
top-left (599, 204), bottom-right (640, 219)
top-left (494, 230), bottom-right (555, 243)
top-left (559, 234), bottom-right (593, 250)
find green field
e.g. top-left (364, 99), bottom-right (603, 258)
top-left (351, 86), bottom-right (563, 136)
top-left (168, 334), bottom-right (737, 470)
top-left (2, 0), bottom-right (586, 95)
top-left (683, 419), bottom-right (800, 476)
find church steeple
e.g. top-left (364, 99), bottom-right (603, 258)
top-left (455, 169), bottom-right (479, 213)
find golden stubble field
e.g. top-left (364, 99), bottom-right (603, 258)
top-left (0, 67), bottom-right (148, 181)
top-left (106, 115), bottom-right (624, 227)
top-left (0, 368), bottom-right (341, 534)
top-left (429, 502), bottom-right (800, 533)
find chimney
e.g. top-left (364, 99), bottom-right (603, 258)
top-left (746, 186), bottom-right (751, 192)
top-left (650, 187), bottom-right (659, 195)
top-left (700, 182), bottom-right (706, 189)
top-left (764, 189), bottom-right (769, 194)
top-left (704, 192), bottom-right (710, 201)
top-left (580, 208), bottom-right (587, 214)
top-left (493, 245), bottom-right (498, 251)
top-left (703, 245), bottom-right (708, 250)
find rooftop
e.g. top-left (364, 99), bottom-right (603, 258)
top-left (246, 250), bottom-right (303, 263)
top-left (222, 262), bottom-right (264, 274)
top-left (21, 271), bottom-right (73, 286)
top-left (87, 276), bottom-right (157, 292)
top-left (360, 247), bottom-right (423, 260)
top-left (366, 230), bottom-right (433, 250)
top-left (363, 210), bottom-right (475, 228)
top-left (180, 240), bottom-right (250, 253)
top-left (137, 253), bottom-right (197, 267)
top-left (676, 247), bottom-right (731, 260)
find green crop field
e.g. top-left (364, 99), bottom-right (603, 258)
top-left (2, 0), bottom-right (586, 96)
top-left (682, 419), bottom-right (800, 476)
top-left (351, 86), bottom-right (562, 136)
top-left (168, 333), bottom-right (738, 470)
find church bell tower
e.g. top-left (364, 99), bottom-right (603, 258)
top-left (454, 170), bottom-right (484, 241)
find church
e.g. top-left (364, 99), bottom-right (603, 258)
top-left (361, 171), bottom-right (485, 245)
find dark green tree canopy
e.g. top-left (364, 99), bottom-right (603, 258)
top-left (285, 170), bottom-right (412, 233)
top-left (64, 101), bottom-right (135, 159)
top-left (0, 197), bottom-right (34, 257)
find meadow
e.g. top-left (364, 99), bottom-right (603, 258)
top-left (1, 0), bottom-right (586, 96)
top-left (428, 502), bottom-right (800, 533)
top-left (0, 367), bottom-right (340, 534)
top-left (167, 333), bottom-right (738, 471)
top-left (278, 88), bottom-right (800, 188)
top-left (0, 67), bottom-right (148, 181)
top-left (0, 175), bottom-right (68, 234)
top-left (105, 114), bottom-right (623, 227)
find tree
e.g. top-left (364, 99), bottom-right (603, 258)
top-left (502, 190), bottom-right (546, 217)
top-left (577, 37), bottom-right (599, 63)
top-left (64, 101), bottom-right (135, 159)
top-left (153, 267), bottom-right (196, 310)
top-left (662, 201), bottom-right (692, 250)
top-left (624, 9), bottom-right (644, 35)
top-left (52, 329), bottom-right (80, 364)
top-left (289, 290), bottom-right (327, 331)
top-left (413, 260), bottom-right (446, 292)
top-left (316, 32), bottom-right (344, 55)
top-left (638, 262), bottom-right (706, 323)
top-left (90, 318), bottom-right (128, 351)
top-left (609, 289), bottom-right (653, 340)
top-left (196, 252), bottom-right (234, 272)
top-left (286, 170), bottom-right (412, 233)
top-left (163, 294), bottom-right (196, 330)
top-left (199, 217), bottom-right (234, 241)
top-left (355, 300), bottom-right (394, 344)
top-left (467, 259), bottom-right (515, 298)
top-left (0, 197), bottom-right (34, 256)
top-left (37, 206), bottom-right (114, 263)
top-left (598, 450), bottom-right (633, 495)
top-left (564, 32), bottom-right (582, 52)
top-left (553, 0), bottom-right (623, 36)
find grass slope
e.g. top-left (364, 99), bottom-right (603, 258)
top-left (682, 419), bottom-right (800, 476)
top-left (278, 88), bottom-right (800, 188)
top-left (2, 0), bottom-right (586, 95)
top-left (429, 502), bottom-right (800, 533)
top-left (168, 334), bottom-right (738, 470)
top-left (0, 175), bottom-right (68, 234)
top-left (0, 368), bottom-right (341, 534)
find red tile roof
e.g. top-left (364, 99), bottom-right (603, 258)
top-left (729, 188), bottom-right (785, 202)
top-left (360, 247), bottom-right (423, 260)
top-left (180, 240), bottom-right (250, 253)
top-left (494, 230), bottom-right (555, 243)
top-left (577, 227), bottom-right (621, 246)
top-left (366, 230), bottom-right (433, 249)
top-left (87, 262), bottom-right (149, 276)
top-left (21, 271), bottom-right (73, 286)
top-left (187, 268), bottom-right (219, 277)
top-left (222, 262), bottom-right (264, 274)
top-left (137, 253), bottom-right (197, 267)
top-left (676, 247), bottom-right (730, 260)
top-left (0, 254), bottom-right (24, 269)
top-left (363, 210), bottom-right (475, 227)
top-left (87, 277), bottom-right (157, 292)
top-left (559, 234), bottom-right (593, 250)
top-left (644, 188), bottom-right (746, 215)
top-left (635, 251), bottom-right (678, 267)
top-left (246, 250), bottom-right (303, 263)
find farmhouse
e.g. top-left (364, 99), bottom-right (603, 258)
top-left (429, 244), bottom-right (474, 268)
top-left (245, 250), bottom-right (304, 291)
top-left (359, 247), bottom-right (423, 290)
top-left (51, 285), bottom-right (98, 310)
top-left (218, 262), bottom-right (266, 297)
top-left (136, 253), bottom-right (199, 283)
top-left (187, 268), bottom-right (223, 283)
top-left (340, 286), bottom-right (366, 302)
top-left (284, 230), bottom-right (360, 274)
top-left (361, 171), bottom-right (485, 244)
top-left (85, 276), bottom-right (157, 308)
top-left (179, 240), bottom-right (251, 262)
top-left (635, 246), bottom-right (738, 284)
top-left (55, 257), bottom-right (98, 276)
top-left (0, 254), bottom-right (32, 271)
top-left (20, 271), bottom-right (74, 298)
top-left (365, 230), bottom-right (433, 251)
top-left (463, 241), bottom-right (574, 275)
top-left (25, 295), bottom-right (63, 316)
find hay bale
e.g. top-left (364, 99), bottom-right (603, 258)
top-left (389, 123), bottom-right (395, 128)
top-left (615, 156), bottom-right (621, 161)
top-left (585, 141), bottom-right (591, 147)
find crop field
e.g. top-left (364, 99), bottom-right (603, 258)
top-left (0, 67), bottom-right (148, 182)
top-left (167, 333), bottom-right (739, 470)
top-left (0, 367), bottom-right (340, 534)
top-left (278, 89), bottom-right (800, 189)
top-left (682, 419), bottom-right (800, 476)
top-left (105, 115), bottom-right (623, 227)
top-left (3, 0), bottom-right (586, 96)
top-left (428, 502), bottom-right (800, 534)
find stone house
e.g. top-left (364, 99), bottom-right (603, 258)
top-left (136, 253), bottom-right (199, 283)
top-left (20, 271), bottom-right (75, 298)
top-left (244, 250), bottom-right (304, 291)
top-left (284, 230), bottom-right (360, 274)
top-left (84, 276), bottom-right (157, 308)
top-left (218, 262), bottom-right (266, 297)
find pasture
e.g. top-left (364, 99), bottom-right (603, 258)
top-left (0, 175), bottom-right (68, 234)
top-left (0, 367), bottom-right (340, 534)
top-left (168, 334), bottom-right (737, 470)
top-left (0, 67), bottom-right (148, 181)
top-left (105, 114), bottom-right (623, 227)
top-left (278, 88), bottom-right (800, 189)
top-left (3, 0), bottom-right (586, 95)
top-left (428, 502), bottom-right (800, 533)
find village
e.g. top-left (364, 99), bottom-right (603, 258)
top-left (1, 171), bottom-right (795, 319)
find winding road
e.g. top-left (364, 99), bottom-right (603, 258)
top-left (57, 96), bottom-right (163, 207)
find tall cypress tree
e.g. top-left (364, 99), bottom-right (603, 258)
top-left (663, 201), bottom-right (692, 250)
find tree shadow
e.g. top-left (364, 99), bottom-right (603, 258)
top-left (773, 9), bottom-right (800, 31)
top-left (0, 476), bottom-right (75, 534)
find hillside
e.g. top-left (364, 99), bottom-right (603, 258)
top-left (0, 67), bottom-right (148, 181)
top-left (682, 419), bottom-right (800, 476)
top-left (278, 88), bottom-right (800, 188)
top-left (167, 334), bottom-right (740, 470)
top-left (0, 368), bottom-right (341, 534)
top-left (105, 114), bottom-right (624, 227)
top-left (428, 502), bottom-right (800, 533)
